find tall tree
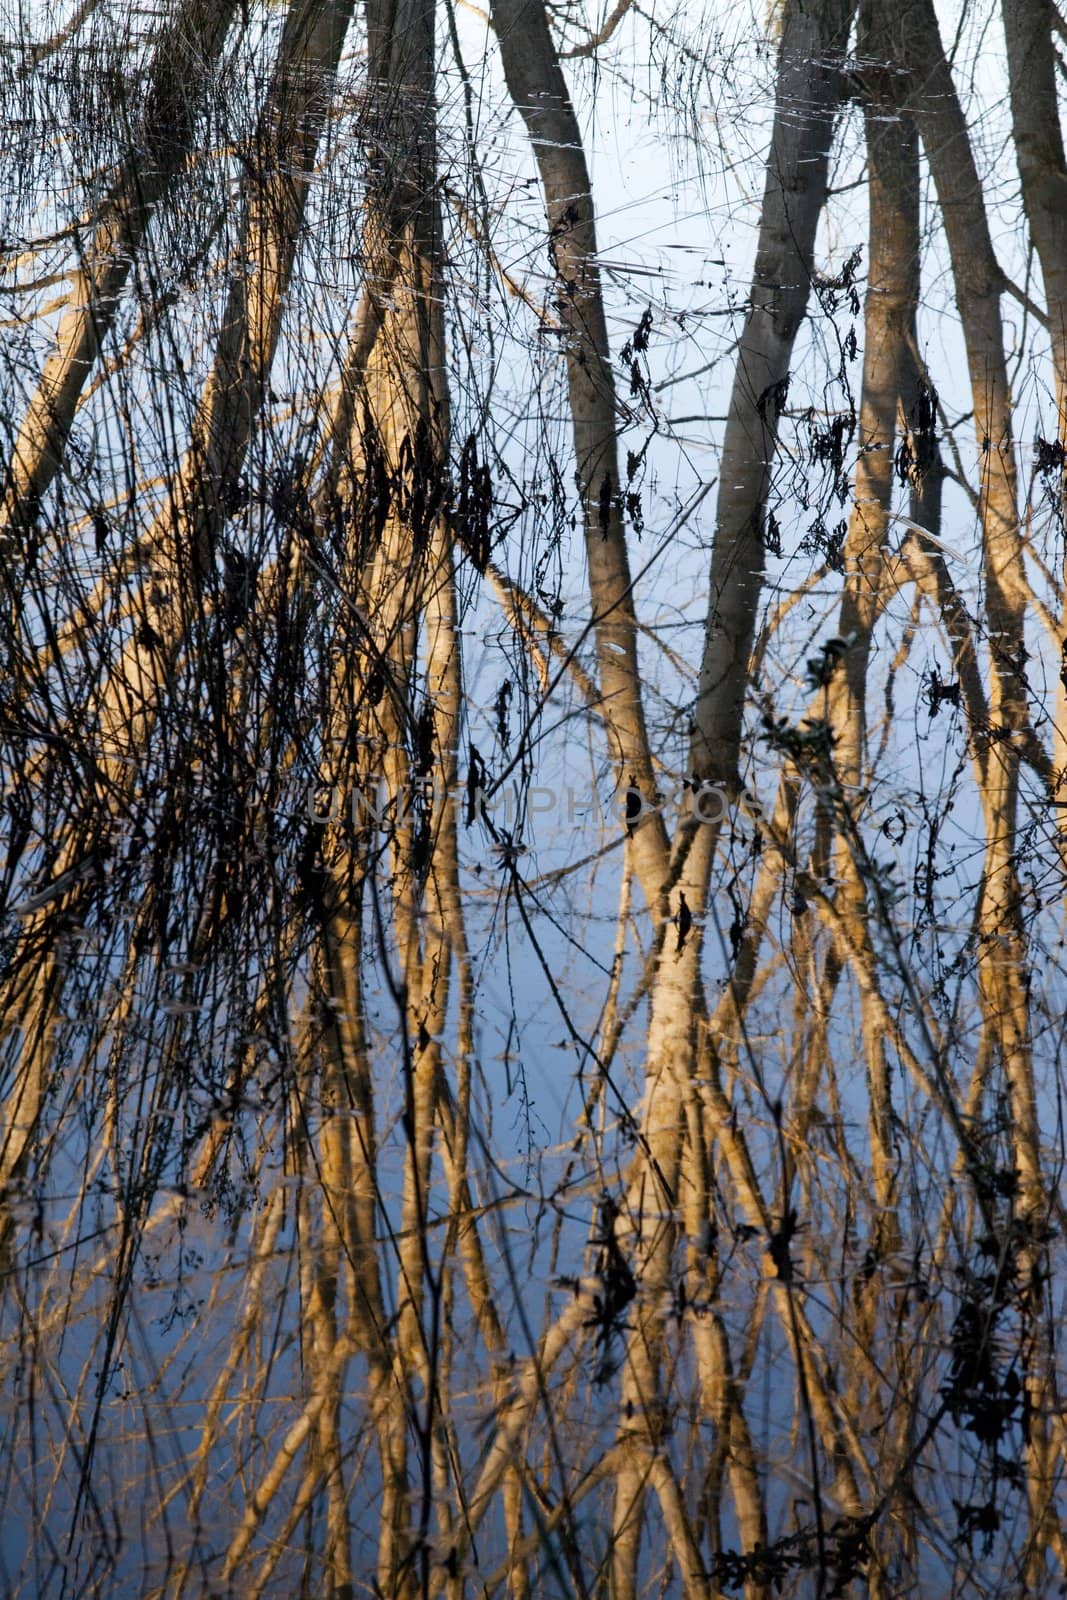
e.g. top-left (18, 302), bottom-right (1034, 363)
top-left (2, 0), bottom-right (1067, 1593)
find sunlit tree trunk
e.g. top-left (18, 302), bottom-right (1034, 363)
top-left (0, 0), bottom-right (357, 1270)
top-left (604, 0), bottom-right (854, 1586)
top-left (0, 0), bottom-right (239, 542)
top-left (6, 0), bottom-right (1067, 1591)
top-left (827, 0), bottom-right (922, 1282)
top-left (899, 0), bottom-right (1060, 1576)
top-left (491, 0), bottom-right (669, 912)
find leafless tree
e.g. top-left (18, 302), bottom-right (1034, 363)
top-left (2, 0), bottom-right (1067, 1594)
